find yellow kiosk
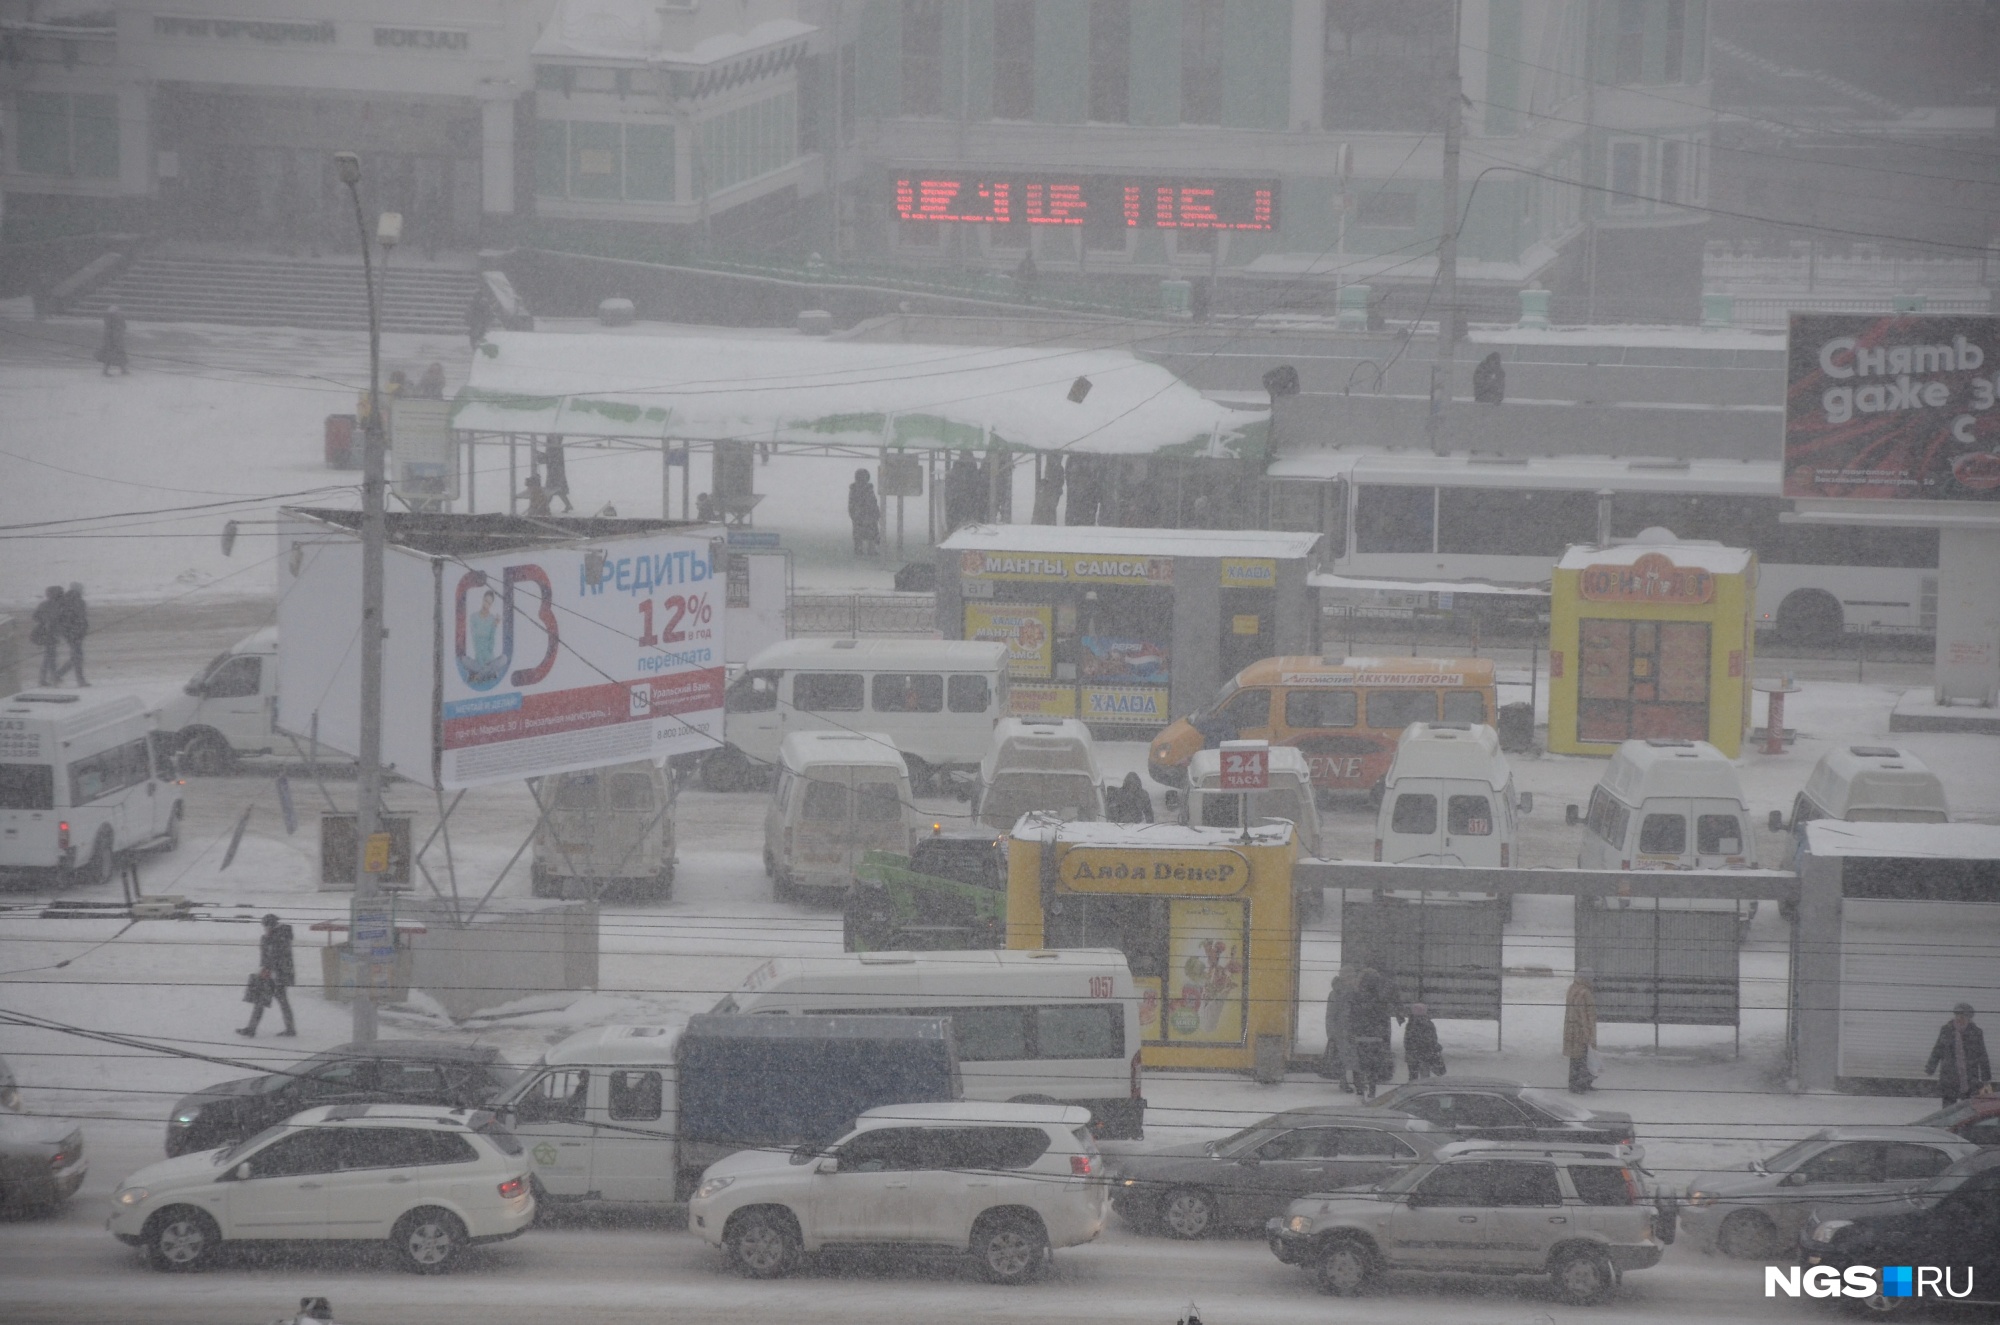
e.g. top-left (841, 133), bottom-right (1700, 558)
top-left (1548, 534), bottom-right (1756, 757)
top-left (1006, 821), bottom-right (1299, 1077)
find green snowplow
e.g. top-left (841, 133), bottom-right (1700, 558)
top-left (843, 833), bottom-right (1008, 952)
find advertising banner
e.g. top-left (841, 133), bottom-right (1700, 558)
top-left (1785, 313), bottom-right (2000, 500)
top-left (1081, 685), bottom-right (1168, 724)
top-left (439, 536), bottom-right (724, 787)
top-left (1163, 899), bottom-right (1248, 1045)
top-left (1007, 683), bottom-right (1077, 718)
top-left (1135, 976), bottom-right (1164, 1043)
top-left (958, 549), bottom-right (1174, 585)
top-left (1219, 557), bottom-right (1277, 588)
top-left (965, 603), bottom-right (1052, 678)
top-left (1080, 635), bottom-right (1168, 683)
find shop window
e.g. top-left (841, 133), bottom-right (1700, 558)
top-left (1043, 894), bottom-right (1169, 980)
top-left (537, 119), bottom-right (676, 202)
top-left (1638, 813), bottom-right (1686, 856)
top-left (793, 672), bottom-right (864, 711)
top-left (872, 673), bottom-right (943, 713)
top-left (1367, 691), bottom-right (1437, 730)
top-left (16, 91), bottom-right (118, 179)
top-left (1088, 0), bottom-right (1131, 123)
top-left (625, 124), bottom-right (674, 201)
top-left (947, 675), bottom-right (992, 713)
top-left (1442, 692), bottom-right (1487, 723)
top-left (1390, 793), bottom-right (1437, 835)
top-left (992, 0), bottom-right (1035, 120)
top-left (1284, 689), bottom-right (1356, 729)
top-left (1663, 0), bottom-right (1686, 80)
top-left (1322, 0), bottom-right (1450, 131)
top-left (1659, 139), bottom-right (1685, 205)
top-left (1354, 485), bottom-right (1434, 554)
top-left (1696, 814), bottom-right (1742, 856)
top-left (901, 0), bottom-right (946, 116)
top-left (1447, 795), bottom-right (1493, 836)
top-left (699, 91), bottom-right (797, 193)
top-left (1179, 0), bottom-right (1223, 125)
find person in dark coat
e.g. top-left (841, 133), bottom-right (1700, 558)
top-left (1926, 1003), bottom-right (1991, 1107)
top-left (53, 583), bottom-right (88, 687)
top-left (1348, 964), bottom-right (1397, 1098)
top-left (944, 453), bottom-right (985, 531)
top-left (539, 436), bottom-right (573, 512)
top-left (1031, 453), bottom-right (1065, 524)
top-left (416, 362), bottom-right (446, 399)
top-left (1322, 967), bottom-right (1359, 1091)
top-left (520, 473), bottom-right (553, 516)
top-left (1403, 1002), bottom-right (1446, 1080)
top-left (239, 914), bottom-right (297, 1037)
top-left (466, 291), bottom-right (490, 348)
top-left (96, 305), bottom-right (128, 375)
top-left (847, 468), bottom-right (882, 555)
top-left (1105, 772), bottom-right (1153, 824)
top-left (1473, 351), bottom-right (1505, 404)
top-left (31, 586), bottom-right (64, 687)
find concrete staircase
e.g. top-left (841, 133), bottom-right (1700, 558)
top-left (70, 252), bottom-right (479, 335)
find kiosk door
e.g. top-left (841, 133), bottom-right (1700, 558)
top-left (1578, 620), bottom-right (1710, 743)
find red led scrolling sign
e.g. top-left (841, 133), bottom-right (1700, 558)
top-left (894, 175), bottom-right (1278, 231)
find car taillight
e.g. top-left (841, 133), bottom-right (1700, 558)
top-left (49, 1150), bottom-right (71, 1169)
top-left (1620, 1167), bottom-right (1643, 1203)
top-left (498, 1176), bottom-right (526, 1199)
top-left (1130, 1050), bottom-right (1143, 1100)
top-left (1071, 1155), bottom-right (1093, 1176)
top-left (58, 821), bottom-right (70, 849)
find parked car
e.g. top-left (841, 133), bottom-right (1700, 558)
top-left (1681, 1126), bottom-right (1979, 1258)
top-left (1913, 1095), bottom-right (2000, 1146)
top-left (1267, 1140), bottom-right (1670, 1304)
top-left (1104, 1107), bottom-right (1444, 1238)
top-left (1367, 1077), bottom-right (1637, 1147)
top-left (529, 759), bottom-right (676, 901)
top-left (1795, 1147), bottom-right (2000, 1235)
top-left (0, 1054), bottom-right (87, 1212)
top-left (1800, 1149), bottom-right (2000, 1314)
top-left (111, 1104), bottom-right (533, 1272)
top-left (688, 1101), bottom-right (1107, 1285)
top-left (165, 1042), bottom-right (522, 1156)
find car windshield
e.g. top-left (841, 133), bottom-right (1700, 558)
top-left (1519, 1087), bottom-right (1594, 1121)
top-left (1762, 1136), bottom-right (1831, 1172)
top-left (214, 1122), bottom-right (288, 1164)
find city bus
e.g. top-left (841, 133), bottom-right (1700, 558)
top-left (1264, 452), bottom-right (1938, 642)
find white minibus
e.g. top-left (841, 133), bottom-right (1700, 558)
top-left (974, 718), bottom-right (1106, 831)
top-left (0, 691), bottom-right (185, 885)
top-left (710, 638), bottom-right (1010, 790)
top-left (155, 627), bottom-right (280, 773)
top-left (713, 948), bottom-right (1147, 1138)
top-left (1176, 742), bottom-right (1323, 858)
top-left (764, 731), bottom-right (916, 899)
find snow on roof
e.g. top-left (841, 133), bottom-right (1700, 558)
top-left (778, 730), bottom-right (908, 771)
top-left (1601, 740), bottom-right (1747, 804)
top-left (1804, 821), bottom-right (2000, 860)
top-left (1311, 571), bottom-right (1550, 596)
top-left (1387, 723), bottom-right (1511, 789)
top-left (1556, 531), bottom-right (1754, 574)
top-left (1010, 819), bottom-right (1294, 849)
top-left (1266, 449), bottom-right (1781, 494)
top-left (744, 638), bottom-right (1006, 670)
top-left (940, 523), bottom-right (1318, 560)
top-left (532, 1), bottom-right (813, 63)
top-left (544, 1023), bottom-right (684, 1067)
top-left (454, 330), bottom-right (1268, 460)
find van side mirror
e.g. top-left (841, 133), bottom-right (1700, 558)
top-left (1516, 792), bottom-right (1533, 815)
top-left (1565, 803), bottom-right (1581, 827)
top-left (1768, 810), bottom-right (1786, 833)
top-left (1163, 789), bottom-right (1182, 813)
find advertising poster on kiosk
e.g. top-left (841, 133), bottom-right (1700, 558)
top-left (965, 603), bottom-right (1052, 678)
top-left (439, 536), bottom-right (725, 787)
top-left (1163, 899), bottom-right (1247, 1045)
top-left (1785, 313), bottom-right (2000, 500)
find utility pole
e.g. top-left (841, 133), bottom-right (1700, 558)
top-left (1427, 0), bottom-right (1463, 458)
top-left (335, 151), bottom-right (388, 1043)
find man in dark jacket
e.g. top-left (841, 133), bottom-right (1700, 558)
top-left (1925, 1003), bottom-right (1990, 1107)
top-left (53, 583), bottom-right (88, 687)
top-left (1105, 772), bottom-right (1153, 824)
top-left (1348, 964), bottom-right (1397, 1098)
top-left (31, 585), bottom-right (63, 687)
top-left (240, 914), bottom-right (297, 1037)
top-left (97, 305), bottom-right (128, 375)
top-left (847, 468), bottom-right (881, 555)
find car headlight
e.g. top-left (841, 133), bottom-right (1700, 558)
top-left (1285, 1215), bottom-right (1314, 1235)
top-left (171, 1109), bottom-right (198, 1127)
top-left (114, 1187), bottom-right (149, 1207)
top-left (1810, 1220), bottom-right (1853, 1244)
top-left (693, 1176), bottom-right (734, 1201)
top-left (1684, 1189), bottom-right (1713, 1207)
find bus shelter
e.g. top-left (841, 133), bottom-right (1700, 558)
top-left (1548, 535), bottom-right (1756, 757)
top-left (935, 525), bottom-right (1320, 731)
top-left (1006, 822), bottom-right (1301, 1079)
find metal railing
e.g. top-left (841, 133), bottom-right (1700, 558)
top-left (788, 591), bottom-right (939, 638)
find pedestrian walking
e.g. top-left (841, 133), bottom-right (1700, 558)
top-left (1403, 1002), bottom-right (1446, 1080)
top-left (539, 437), bottom-right (574, 512)
top-left (96, 305), bottom-right (128, 375)
top-left (945, 453), bottom-right (985, 531)
top-left (1321, 966), bottom-right (1360, 1091)
top-left (239, 914), bottom-right (297, 1038)
top-left (520, 473), bottom-right (554, 516)
top-left (1565, 968), bottom-right (1599, 1093)
top-left (1473, 351), bottom-right (1506, 404)
top-left (1925, 1003), bottom-right (1991, 1107)
top-left (31, 586), bottom-right (64, 687)
top-left (847, 469), bottom-right (881, 556)
top-left (54, 582), bottom-right (88, 687)
top-left (695, 492), bottom-right (717, 523)
top-left (1031, 454), bottom-right (1065, 525)
top-left (416, 361), bottom-right (446, 399)
top-left (466, 291), bottom-right (490, 348)
top-left (1349, 963), bottom-right (1397, 1099)
top-left (1105, 772), bottom-right (1154, 824)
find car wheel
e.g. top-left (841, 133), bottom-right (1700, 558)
top-left (1312, 1236), bottom-right (1379, 1296)
top-left (649, 863), bottom-right (674, 902)
top-left (725, 1209), bottom-right (801, 1279)
top-left (164, 804), bottom-right (183, 853)
top-left (80, 830), bottom-right (115, 887)
top-left (181, 730), bottom-right (236, 776)
top-left (1716, 1209), bottom-right (1781, 1259)
top-left (1159, 1186), bottom-right (1218, 1239)
top-left (392, 1208), bottom-right (466, 1273)
top-left (1550, 1247), bottom-right (1616, 1305)
top-left (971, 1214), bottom-right (1048, 1284)
top-left (144, 1207), bottom-right (220, 1272)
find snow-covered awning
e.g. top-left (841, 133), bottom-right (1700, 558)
top-left (451, 330), bottom-right (1271, 461)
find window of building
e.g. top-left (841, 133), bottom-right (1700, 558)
top-left (1180, 0), bottom-right (1224, 125)
top-left (992, 0), bottom-right (1035, 120)
top-left (1355, 190), bottom-right (1418, 228)
top-left (1659, 139), bottom-right (1684, 204)
top-left (16, 91), bottom-right (118, 179)
top-left (1322, 1), bottom-right (1451, 131)
top-left (698, 91), bottom-right (797, 194)
top-left (536, 120), bottom-right (675, 202)
top-left (1608, 139), bottom-right (1644, 209)
top-left (1663, 0), bottom-right (1686, 81)
top-left (1615, 0), bottom-right (1646, 83)
top-left (901, 0), bottom-right (946, 116)
top-left (1088, 0), bottom-right (1131, 123)
top-left (535, 64), bottom-right (574, 94)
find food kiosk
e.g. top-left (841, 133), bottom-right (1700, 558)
top-left (1548, 533), bottom-right (1755, 757)
top-left (936, 525), bottom-right (1320, 731)
top-left (1006, 821), bottom-right (1300, 1078)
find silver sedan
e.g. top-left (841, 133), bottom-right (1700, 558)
top-left (0, 1056), bottom-right (87, 1213)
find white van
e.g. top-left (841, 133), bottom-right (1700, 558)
top-left (764, 731), bottom-right (916, 899)
top-left (531, 759), bottom-right (677, 901)
top-left (974, 718), bottom-right (1106, 831)
top-left (0, 691), bottom-right (185, 885)
top-left (1568, 738), bottom-right (1758, 929)
top-left (711, 638), bottom-right (1010, 791)
top-left (1176, 742), bottom-right (1323, 857)
top-left (713, 948), bottom-right (1147, 1138)
top-left (156, 627), bottom-right (280, 773)
top-left (1375, 724), bottom-right (1525, 868)
top-left (1780, 745), bottom-right (1950, 830)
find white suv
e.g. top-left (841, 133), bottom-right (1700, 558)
top-left (109, 1105), bottom-right (533, 1273)
top-left (689, 1102), bottom-right (1108, 1284)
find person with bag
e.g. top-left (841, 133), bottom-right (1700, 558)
top-left (1565, 968), bottom-right (1599, 1093)
top-left (1925, 1003), bottom-right (1990, 1108)
top-left (239, 914), bottom-right (296, 1037)
top-left (1349, 963), bottom-right (1397, 1099)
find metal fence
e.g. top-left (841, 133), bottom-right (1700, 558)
top-left (1341, 896), bottom-right (1505, 1029)
top-left (789, 591), bottom-right (939, 638)
top-left (1574, 899), bottom-right (1741, 1032)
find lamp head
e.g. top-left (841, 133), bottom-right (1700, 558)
top-left (376, 211), bottom-right (403, 249)
top-left (333, 151), bottom-right (361, 186)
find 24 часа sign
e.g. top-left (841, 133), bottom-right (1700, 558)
top-left (1785, 313), bottom-right (2000, 501)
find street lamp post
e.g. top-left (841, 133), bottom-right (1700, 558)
top-left (334, 150), bottom-right (388, 1043)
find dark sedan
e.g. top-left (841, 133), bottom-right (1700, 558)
top-left (1367, 1077), bottom-right (1637, 1146)
top-left (1799, 1149), bottom-right (2000, 1313)
top-left (164, 1041), bottom-right (521, 1156)
top-left (1104, 1108), bottom-right (1445, 1238)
